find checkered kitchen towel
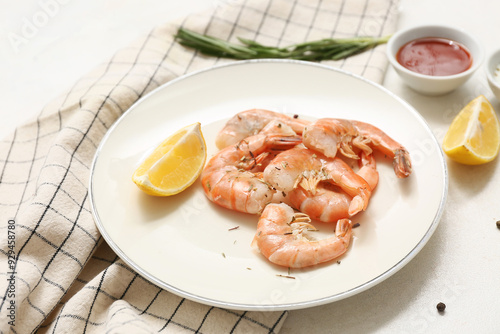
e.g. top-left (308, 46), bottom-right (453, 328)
top-left (0, 0), bottom-right (399, 332)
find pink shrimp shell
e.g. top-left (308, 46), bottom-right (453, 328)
top-left (252, 203), bottom-right (352, 268)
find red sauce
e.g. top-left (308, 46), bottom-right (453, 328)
top-left (396, 37), bottom-right (472, 76)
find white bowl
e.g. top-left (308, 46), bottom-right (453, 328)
top-left (486, 49), bottom-right (500, 101)
top-left (387, 24), bottom-right (484, 95)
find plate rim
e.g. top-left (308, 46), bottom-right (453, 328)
top-left (89, 59), bottom-right (448, 311)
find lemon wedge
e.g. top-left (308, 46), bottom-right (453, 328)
top-left (442, 95), bottom-right (500, 165)
top-left (132, 122), bottom-right (207, 196)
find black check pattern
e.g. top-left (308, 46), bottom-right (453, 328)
top-left (0, 0), bottom-right (399, 332)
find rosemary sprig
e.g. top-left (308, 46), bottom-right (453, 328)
top-left (175, 28), bottom-right (390, 61)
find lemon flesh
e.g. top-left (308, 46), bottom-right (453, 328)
top-left (442, 95), bottom-right (500, 165)
top-left (132, 122), bottom-right (207, 196)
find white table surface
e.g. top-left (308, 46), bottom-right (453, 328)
top-left (2, 1), bottom-right (499, 333)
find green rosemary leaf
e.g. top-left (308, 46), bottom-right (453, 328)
top-left (175, 28), bottom-right (391, 61)
top-left (175, 28), bottom-right (257, 58)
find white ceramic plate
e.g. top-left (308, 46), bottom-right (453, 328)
top-left (89, 60), bottom-right (447, 311)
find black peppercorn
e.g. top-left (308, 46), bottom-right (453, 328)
top-left (436, 302), bottom-right (446, 312)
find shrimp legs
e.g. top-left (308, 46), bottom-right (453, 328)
top-left (302, 118), bottom-right (412, 178)
top-left (263, 147), bottom-right (372, 216)
top-left (252, 203), bottom-right (352, 268)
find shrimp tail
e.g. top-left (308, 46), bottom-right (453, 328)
top-left (348, 196), bottom-right (364, 216)
top-left (358, 151), bottom-right (379, 190)
top-left (335, 219), bottom-right (352, 238)
top-left (270, 135), bottom-right (302, 150)
top-left (394, 148), bottom-right (412, 178)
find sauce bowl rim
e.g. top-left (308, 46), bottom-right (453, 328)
top-left (387, 24), bottom-right (484, 81)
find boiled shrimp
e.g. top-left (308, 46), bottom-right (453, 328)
top-left (249, 119), bottom-right (301, 171)
top-left (288, 152), bottom-right (379, 223)
top-left (201, 132), bottom-right (301, 214)
top-left (263, 147), bottom-right (372, 216)
top-left (215, 109), bottom-right (310, 149)
top-left (252, 203), bottom-right (352, 268)
top-left (302, 118), bottom-right (412, 178)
